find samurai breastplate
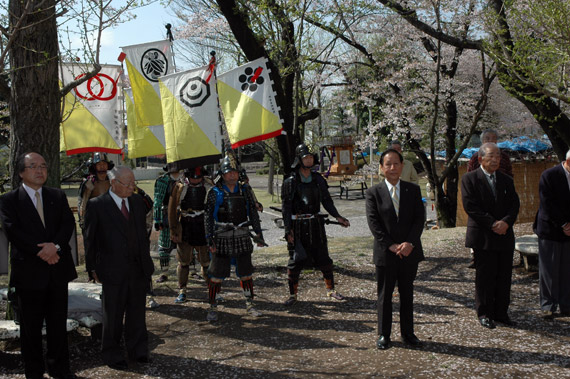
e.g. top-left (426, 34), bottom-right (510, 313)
top-left (217, 189), bottom-right (248, 225)
top-left (181, 184), bottom-right (206, 211)
top-left (293, 180), bottom-right (321, 215)
top-left (90, 180), bottom-right (110, 199)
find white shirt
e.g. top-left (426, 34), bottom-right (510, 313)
top-left (109, 189), bottom-right (129, 212)
top-left (480, 166), bottom-right (496, 191)
top-left (384, 179), bottom-right (401, 200)
top-left (22, 183), bottom-right (42, 209)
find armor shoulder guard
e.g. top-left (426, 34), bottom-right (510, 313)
top-left (282, 175), bottom-right (296, 200)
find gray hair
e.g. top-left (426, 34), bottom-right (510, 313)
top-left (479, 142), bottom-right (499, 158)
top-left (107, 166), bottom-right (132, 181)
top-left (481, 129), bottom-right (498, 143)
top-left (566, 149), bottom-right (570, 160)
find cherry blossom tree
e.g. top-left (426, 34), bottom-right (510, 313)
top-left (374, 0), bottom-right (570, 159)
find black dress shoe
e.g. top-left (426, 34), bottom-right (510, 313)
top-left (495, 317), bottom-right (515, 326)
top-left (479, 317), bottom-right (496, 329)
top-left (402, 334), bottom-right (422, 346)
top-left (107, 360), bottom-right (128, 370)
top-left (136, 356), bottom-right (150, 364)
top-left (376, 335), bottom-right (391, 350)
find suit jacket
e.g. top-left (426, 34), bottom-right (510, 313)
top-left (365, 180), bottom-right (425, 267)
top-left (534, 163), bottom-right (570, 242)
top-left (84, 191), bottom-right (154, 285)
top-left (0, 186), bottom-right (77, 290)
top-left (461, 168), bottom-right (520, 251)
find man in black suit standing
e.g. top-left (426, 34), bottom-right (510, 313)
top-left (365, 148), bottom-right (425, 350)
top-left (534, 149), bottom-right (570, 319)
top-left (461, 143), bottom-right (520, 329)
top-left (0, 152), bottom-right (77, 379)
top-left (85, 166), bottom-right (154, 370)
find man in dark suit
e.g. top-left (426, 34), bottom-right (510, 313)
top-left (533, 149), bottom-right (570, 319)
top-left (461, 143), bottom-right (520, 329)
top-left (365, 148), bottom-right (425, 350)
top-left (85, 166), bottom-right (154, 370)
top-left (0, 152), bottom-right (77, 379)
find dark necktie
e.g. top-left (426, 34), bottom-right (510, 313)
top-left (490, 174), bottom-right (497, 198)
top-left (121, 199), bottom-right (129, 220)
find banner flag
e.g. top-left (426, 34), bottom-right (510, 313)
top-left (59, 63), bottom-right (123, 155)
top-left (124, 88), bottom-right (165, 158)
top-left (159, 65), bottom-right (223, 167)
top-left (121, 40), bottom-right (174, 127)
top-left (217, 57), bottom-right (283, 148)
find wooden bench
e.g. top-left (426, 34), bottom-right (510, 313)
top-left (514, 234), bottom-right (539, 271)
top-left (339, 176), bottom-right (368, 199)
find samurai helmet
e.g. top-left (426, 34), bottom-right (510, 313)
top-left (88, 152), bottom-right (114, 175)
top-left (291, 143), bottom-right (318, 169)
top-left (185, 166), bottom-right (208, 179)
top-left (220, 151), bottom-right (239, 174)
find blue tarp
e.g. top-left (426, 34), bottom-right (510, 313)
top-left (436, 136), bottom-right (551, 158)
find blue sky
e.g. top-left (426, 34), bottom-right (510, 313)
top-left (98, 2), bottom-right (174, 65)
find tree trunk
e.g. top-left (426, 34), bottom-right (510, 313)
top-left (216, 0), bottom-right (299, 175)
top-left (9, 0), bottom-right (61, 188)
top-left (267, 156), bottom-right (275, 195)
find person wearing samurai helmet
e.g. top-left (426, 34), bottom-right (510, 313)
top-left (78, 153), bottom-right (115, 229)
top-left (168, 166), bottom-right (212, 303)
top-left (281, 143), bottom-right (350, 306)
top-left (204, 151), bottom-right (266, 321)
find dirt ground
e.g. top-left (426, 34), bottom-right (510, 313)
top-left (2, 221), bottom-right (570, 378)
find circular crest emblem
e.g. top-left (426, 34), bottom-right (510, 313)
top-left (140, 48), bottom-right (168, 82)
top-left (73, 73), bottom-right (118, 101)
top-left (239, 66), bottom-right (265, 92)
top-left (179, 77), bottom-right (210, 108)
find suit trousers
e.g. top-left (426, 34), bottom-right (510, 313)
top-left (17, 280), bottom-right (70, 379)
top-left (538, 238), bottom-right (570, 313)
top-left (101, 265), bottom-right (149, 364)
top-left (474, 248), bottom-right (514, 319)
top-left (376, 261), bottom-right (418, 338)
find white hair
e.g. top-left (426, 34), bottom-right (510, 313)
top-left (479, 142), bottom-right (499, 158)
top-left (107, 166), bottom-right (132, 180)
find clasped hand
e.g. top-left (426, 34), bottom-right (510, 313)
top-left (37, 242), bottom-right (59, 265)
top-left (389, 242), bottom-right (414, 259)
top-left (491, 220), bottom-right (508, 235)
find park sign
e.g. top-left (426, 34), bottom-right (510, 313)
top-left (217, 57), bottom-right (284, 148)
top-left (59, 63), bottom-right (123, 155)
top-left (159, 64), bottom-right (223, 167)
top-left (121, 40), bottom-right (174, 157)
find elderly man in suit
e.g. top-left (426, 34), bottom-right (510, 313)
top-left (85, 166), bottom-right (154, 370)
top-left (366, 148), bottom-right (425, 350)
top-left (461, 143), bottom-right (520, 329)
top-left (0, 152), bottom-right (77, 379)
top-left (534, 149), bottom-right (570, 319)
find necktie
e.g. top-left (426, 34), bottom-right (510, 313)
top-left (391, 186), bottom-right (399, 217)
top-left (35, 191), bottom-right (45, 226)
top-left (490, 174), bottom-right (497, 198)
top-left (121, 199), bottom-right (129, 220)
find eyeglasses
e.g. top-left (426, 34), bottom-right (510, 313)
top-left (24, 165), bottom-right (48, 171)
top-left (116, 178), bottom-right (137, 188)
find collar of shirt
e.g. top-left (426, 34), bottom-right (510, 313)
top-left (384, 179), bottom-right (400, 198)
top-left (109, 189), bottom-right (129, 211)
top-left (480, 166), bottom-right (496, 187)
top-left (22, 183), bottom-right (42, 207)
